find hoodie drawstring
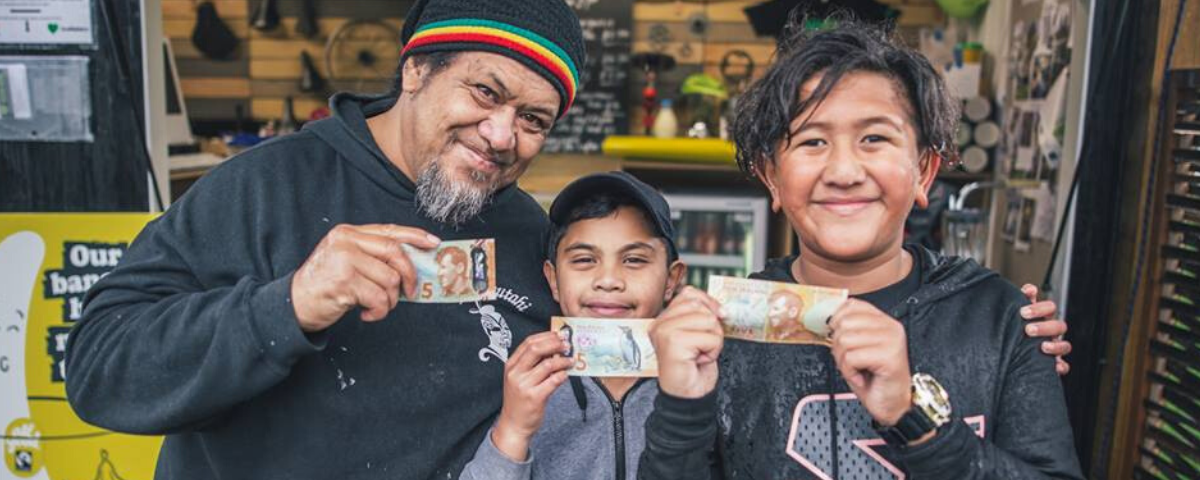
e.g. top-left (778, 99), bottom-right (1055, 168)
top-left (825, 352), bottom-right (839, 480)
top-left (569, 376), bottom-right (588, 422)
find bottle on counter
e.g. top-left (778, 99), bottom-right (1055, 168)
top-left (675, 211), bottom-right (691, 253)
top-left (278, 96), bottom-right (298, 136)
top-left (721, 214), bottom-right (741, 255)
top-left (652, 99), bottom-right (678, 138)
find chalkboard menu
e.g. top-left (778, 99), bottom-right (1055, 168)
top-left (543, 0), bottom-right (633, 154)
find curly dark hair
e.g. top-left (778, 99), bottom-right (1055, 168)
top-left (731, 15), bottom-right (960, 176)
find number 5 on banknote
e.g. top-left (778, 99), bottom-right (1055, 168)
top-left (552, 317), bottom-right (658, 377)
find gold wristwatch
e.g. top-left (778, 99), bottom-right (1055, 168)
top-left (875, 373), bottom-right (952, 445)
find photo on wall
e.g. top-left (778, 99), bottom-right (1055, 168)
top-left (1015, 195), bottom-right (1037, 252)
top-left (1003, 192), bottom-right (1022, 242)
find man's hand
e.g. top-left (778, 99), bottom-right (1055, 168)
top-left (828, 299), bottom-right (912, 427)
top-left (651, 287), bottom-right (725, 399)
top-left (291, 224), bottom-right (440, 332)
top-left (491, 331), bottom-right (573, 462)
top-left (1020, 284), bottom-right (1072, 376)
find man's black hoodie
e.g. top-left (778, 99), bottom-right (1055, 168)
top-left (638, 246), bottom-right (1084, 479)
top-left (65, 93), bottom-right (558, 479)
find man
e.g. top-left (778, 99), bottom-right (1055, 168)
top-left (64, 0), bottom-right (585, 478)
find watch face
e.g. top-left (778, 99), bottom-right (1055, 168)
top-left (912, 373), bottom-right (952, 425)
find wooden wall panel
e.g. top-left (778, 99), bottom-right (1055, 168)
top-left (162, 0), bottom-right (409, 122)
top-left (251, 97), bottom-right (328, 120)
top-left (181, 77), bottom-right (251, 98)
top-left (168, 0), bottom-right (948, 123)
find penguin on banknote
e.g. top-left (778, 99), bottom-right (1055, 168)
top-left (619, 326), bottom-right (641, 371)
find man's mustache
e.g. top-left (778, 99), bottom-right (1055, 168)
top-left (451, 132), bottom-right (514, 167)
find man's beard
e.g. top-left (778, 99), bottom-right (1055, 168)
top-left (415, 157), bottom-right (499, 227)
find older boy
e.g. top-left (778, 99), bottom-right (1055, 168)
top-left (640, 19), bottom-right (1083, 480)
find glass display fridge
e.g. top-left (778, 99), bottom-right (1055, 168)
top-left (663, 194), bottom-right (769, 290)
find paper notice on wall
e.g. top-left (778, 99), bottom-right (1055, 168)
top-left (0, 0), bottom-right (95, 45)
top-left (0, 55), bottom-right (91, 142)
top-left (1030, 184), bottom-right (1057, 242)
top-left (1038, 72), bottom-right (1069, 169)
top-left (0, 63), bottom-right (32, 119)
top-left (1015, 194), bottom-right (1036, 252)
top-left (1015, 147), bottom-right (1036, 172)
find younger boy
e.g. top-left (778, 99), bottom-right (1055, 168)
top-left (460, 171), bottom-right (686, 480)
top-left (639, 19), bottom-right (1084, 480)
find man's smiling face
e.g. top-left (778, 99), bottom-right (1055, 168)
top-left (399, 51), bottom-right (561, 225)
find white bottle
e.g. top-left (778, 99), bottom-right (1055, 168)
top-left (652, 99), bottom-right (678, 139)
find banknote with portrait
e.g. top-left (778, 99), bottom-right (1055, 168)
top-left (707, 275), bottom-right (847, 345)
top-left (400, 238), bottom-right (496, 303)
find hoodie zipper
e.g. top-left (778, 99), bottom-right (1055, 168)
top-left (593, 378), bottom-right (649, 480)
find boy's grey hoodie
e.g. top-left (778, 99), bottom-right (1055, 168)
top-left (461, 377), bottom-right (658, 480)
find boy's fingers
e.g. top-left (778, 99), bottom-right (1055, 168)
top-left (512, 333), bottom-right (567, 372)
top-left (829, 299), bottom-right (878, 324)
top-left (1025, 319), bottom-right (1067, 338)
top-left (835, 349), bottom-right (869, 389)
top-left (665, 332), bottom-right (723, 359)
top-left (659, 301), bottom-right (720, 325)
top-left (508, 340), bottom-right (540, 374)
top-left (1041, 339), bottom-right (1072, 356)
top-left (523, 356), bottom-right (574, 386)
top-left (1056, 358), bottom-right (1071, 376)
top-left (1020, 300), bottom-right (1058, 320)
top-left (1021, 283), bottom-right (1039, 302)
top-left (671, 287), bottom-right (723, 314)
top-left (532, 371), bottom-right (570, 399)
top-left (828, 307), bottom-right (890, 335)
top-left (505, 344), bottom-right (529, 373)
top-left (829, 328), bottom-right (886, 353)
top-left (529, 331), bottom-right (570, 354)
top-left (660, 314), bottom-right (724, 338)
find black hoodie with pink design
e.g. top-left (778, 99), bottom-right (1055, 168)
top-left (638, 245), bottom-right (1083, 480)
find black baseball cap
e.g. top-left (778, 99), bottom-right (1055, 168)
top-left (549, 171), bottom-right (678, 261)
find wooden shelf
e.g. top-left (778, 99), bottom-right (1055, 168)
top-left (602, 136), bottom-right (737, 166)
top-left (622, 159), bottom-right (741, 172)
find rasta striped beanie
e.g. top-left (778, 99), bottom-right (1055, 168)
top-left (400, 0), bottom-right (586, 118)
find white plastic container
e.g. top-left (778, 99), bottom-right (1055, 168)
top-left (652, 99), bottom-right (678, 139)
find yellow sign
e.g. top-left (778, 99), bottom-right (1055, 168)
top-left (0, 214), bottom-right (161, 480)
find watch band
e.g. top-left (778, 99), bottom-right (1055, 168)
top-left (874, 405), bottom-right (939, 445)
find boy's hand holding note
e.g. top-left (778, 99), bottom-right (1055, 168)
top-left (650, 287), bottom-right (725, 399)
top-left (829, 299), bottom-right (914, 429)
